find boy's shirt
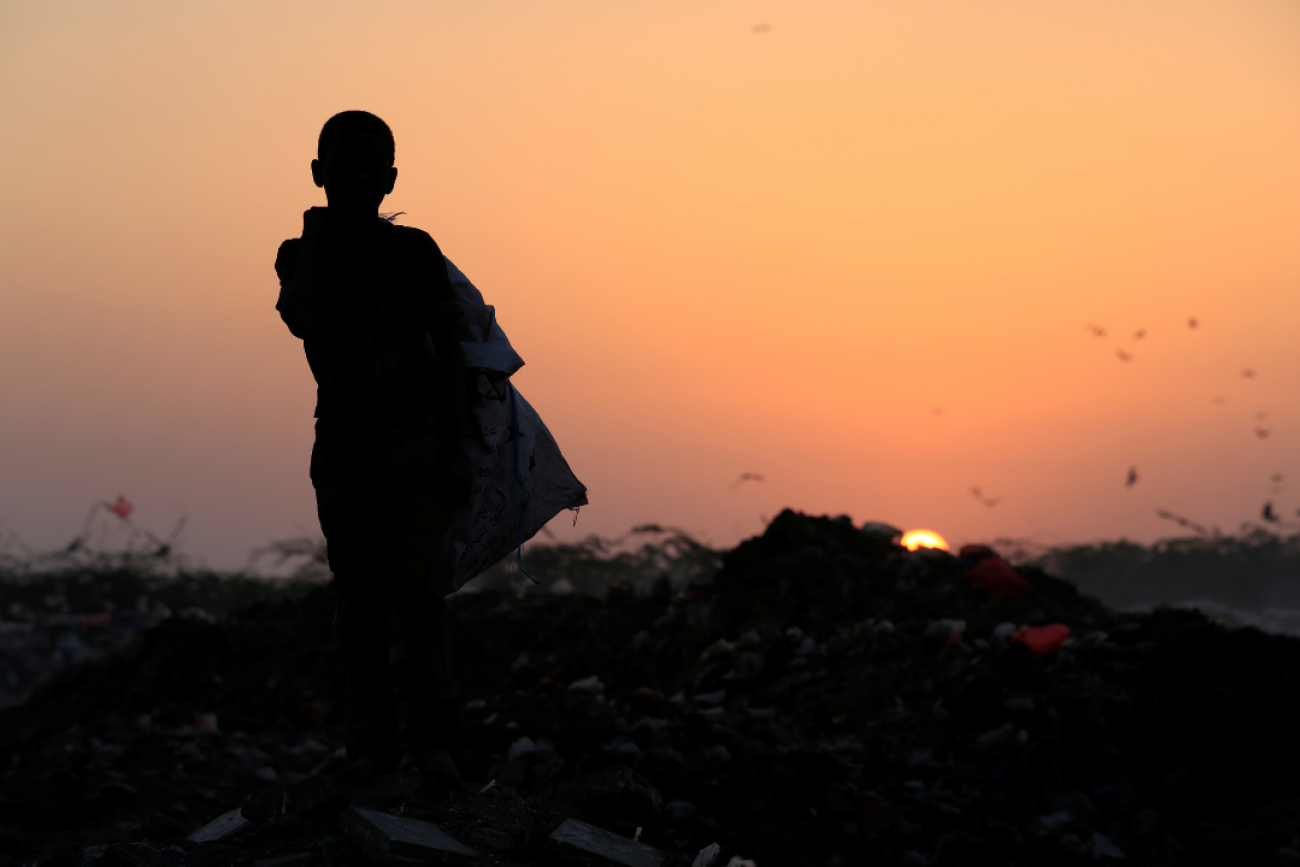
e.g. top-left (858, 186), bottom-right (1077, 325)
top-left (275, 208), bottom-right (463, 423)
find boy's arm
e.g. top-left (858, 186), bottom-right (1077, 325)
top-left (419, 235), bottom-right (473, 506)
top-left (274, 237), bottom-right (310, 339)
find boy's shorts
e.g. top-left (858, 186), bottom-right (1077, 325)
top-left (310, 415), bottom-right (452, 589)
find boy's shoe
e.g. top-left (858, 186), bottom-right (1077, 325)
top-left (417, 749), bottom-right (463, 795)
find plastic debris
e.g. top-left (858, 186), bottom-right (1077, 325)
top-left (1012, 623), bottom-right (1072, 655)
top-left (691, 842), bottom-right (721, 867)
top-left (2, 508), bottom-right (1300, 866)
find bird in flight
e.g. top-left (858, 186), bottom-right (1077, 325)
top-left (1086, 323), bottom-right (1107, 338)
top-left (1133, 329), bottom-right (1146, 340)
top-left (970, 486), bottom-right (1002, 508)
top-left (1125, 467), bottom-right (1139, 489)
top-left (1263, 502), bottom-right (1280, 523)
top-left (731, 472), bottom-right (765, 490)
top-left (1189, 317), bottom-right (1199, 329)
top-left (1116, 349), bottom-right (1132, 362)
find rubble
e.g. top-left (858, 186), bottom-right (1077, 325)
top-left (2, 509), bottom-right (1300, 865)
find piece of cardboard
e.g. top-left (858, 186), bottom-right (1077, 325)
top-left (546, 818), bottom-right (667, 867)
top-left (343, 806), bottom-right (480, 863)
top-left (186, 808), bottom-right (250, 843)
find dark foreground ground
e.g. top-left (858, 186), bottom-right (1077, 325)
top-left (3, 510), bottom-right (1300, 867)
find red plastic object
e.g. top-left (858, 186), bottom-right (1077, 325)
top-left (960, 557), bottom-right (1034, 600)
top-left (1012, 624), bottom-right (1072, 655)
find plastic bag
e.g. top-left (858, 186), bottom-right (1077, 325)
top-left (440, 259), bottom-right (588, 593)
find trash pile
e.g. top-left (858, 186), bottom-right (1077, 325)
top-left (3, 509), bottom-right (1300, 867)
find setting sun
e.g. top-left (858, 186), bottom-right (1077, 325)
top-left (901, 530), bottom-right (950, 552)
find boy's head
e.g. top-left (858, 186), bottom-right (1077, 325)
top-left (311, 111), bottom-right (397, 217)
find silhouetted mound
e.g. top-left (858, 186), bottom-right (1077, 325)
top-left (3, 509), bottom-right (1300, 866)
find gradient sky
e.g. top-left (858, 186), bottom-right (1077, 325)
top-left (2, 0), bottom-right (1299, 568)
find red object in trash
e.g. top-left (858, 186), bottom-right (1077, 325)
top-left (108, 496), bottom-right (133, 520)
top-left (1012, 624), bottom-right (1072, 655)
top-left (959, 556), bottom-right (1034, 600)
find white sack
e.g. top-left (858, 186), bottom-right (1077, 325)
top-left (440, 259), bottom-right (588, 593)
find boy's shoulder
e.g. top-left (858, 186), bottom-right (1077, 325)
top-left (386, 222), bottom-right (443, 255)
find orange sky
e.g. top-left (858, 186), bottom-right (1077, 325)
top-left (1, 0), bottom-right (1299, 568)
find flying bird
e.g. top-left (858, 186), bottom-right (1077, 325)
top-left (1273, 473), bottom-right (1284, 484)
top-left (1263, 502), bottom-right (1280, 523)
top-left (1255, 427), bottom-right (1271, 440)
top-left (1116, 349), bottom-right (1132, 362)
top-left (1086, 323), bottom-right (1107, 338)
top-left (970, 486), bottom-right (1002, 508)
top-left (1243, 369), bottom-right (1257, 379)
top-left (1125, 467), bottom-right (1139, 489)
top-left (731, 472), bottom-right (765, 490)
top-left (1189, 317), bottom-right (1199, 329)
top-left (751, 23), bottom-right (771, 33)
top-left (1133, 329), bottom-right (1146, 340)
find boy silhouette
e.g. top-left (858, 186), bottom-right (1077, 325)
top-left (274, 111), bottom-right (471, 791)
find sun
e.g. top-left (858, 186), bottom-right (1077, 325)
top-left (900, 529), bottom-right (949, 551)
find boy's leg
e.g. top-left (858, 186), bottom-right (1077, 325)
top-left (399, 577), bottom-right (465, 760)
top-left (388, 430), bottom-right (466, 774)
top-left (314, 427), bottom-right (403, 773)
top-left (334, 570), bottom-right (402, 772)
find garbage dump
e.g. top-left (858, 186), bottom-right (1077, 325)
top-left (2, 509), bottom-right (1300, 866)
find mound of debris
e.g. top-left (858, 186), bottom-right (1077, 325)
top-left (3, 509), bottom-right (1300, 867)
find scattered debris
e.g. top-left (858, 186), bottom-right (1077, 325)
top-left (547, 817), bottom-right (666, 867)
top-left (3, 510), bottom-right (1300, 865)
top-left (344, 806), bottom-right (480, 863)
top-left (186, 808), bottom-right (250, 843)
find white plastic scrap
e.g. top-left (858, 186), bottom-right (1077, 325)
top-left (1085, 832), bottom-right (1126, 860)
top-left (691, 843), bottom-right (721, 867)
top-left (567, 675), bottom-right (604, 693)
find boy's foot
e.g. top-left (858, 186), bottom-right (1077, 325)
top-left (417, 749), bottom-right (463, 795)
